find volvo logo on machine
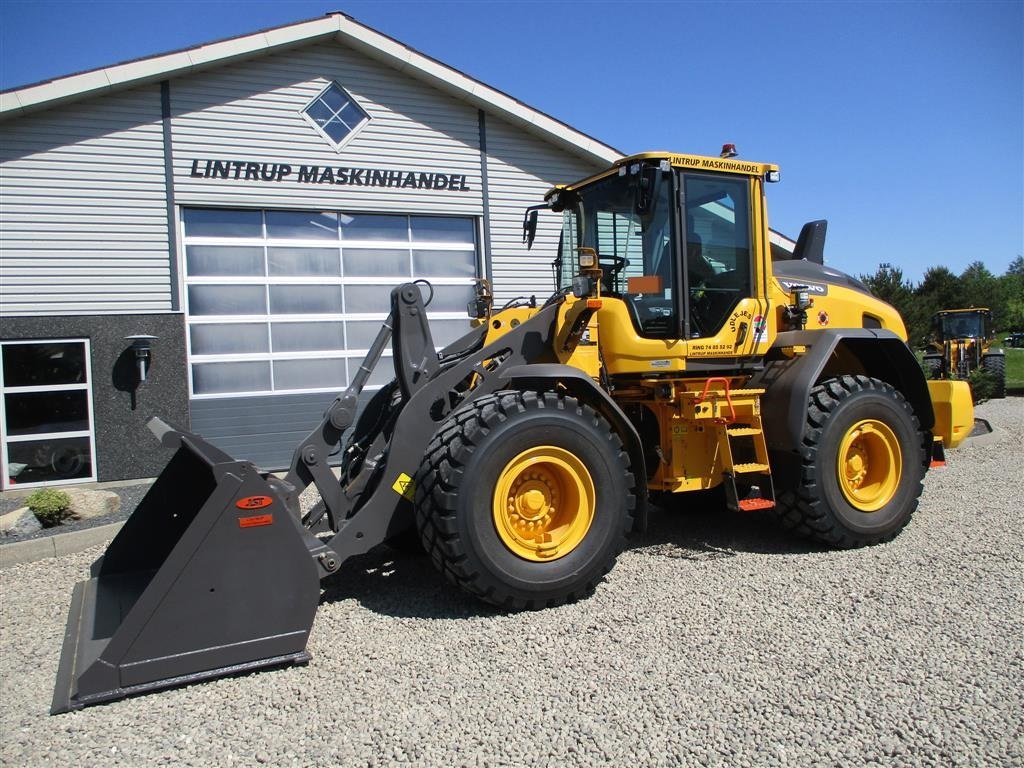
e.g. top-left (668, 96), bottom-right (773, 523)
top-left (778, 279), bottom-right (828, 296)
top-left (187, 158), bottom-right (473, 192)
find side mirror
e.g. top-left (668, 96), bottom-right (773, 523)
top-left (522, 209), bottom-right (539, 250)
top-left (634, 166), bottom-right (658, 215)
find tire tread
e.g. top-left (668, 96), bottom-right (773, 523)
top-left (774, 375), bottom-right (925, 549)
top-left (414, 390), bottom-right (636, 610)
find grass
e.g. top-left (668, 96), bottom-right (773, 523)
top-left (1005, 347), bottom-right (1024, 394)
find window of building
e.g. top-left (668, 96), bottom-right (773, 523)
top-left (301, 82), bottom-right (370, 149)
top-left (181, 208), bottom-right (478, 398)
top-left (0, 339), bottom-right (97, 489)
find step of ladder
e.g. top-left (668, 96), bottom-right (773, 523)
top-left (711, 380), bottom-right (775, 513)
top-left (737, 497), bottom-right (775, 512)
top-left (733, 462), bottom-right (770, 474)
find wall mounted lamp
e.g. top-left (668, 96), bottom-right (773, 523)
top-left (124, 335), bottom-right (158, 382)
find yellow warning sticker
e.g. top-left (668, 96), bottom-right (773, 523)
top-left (392, 472), bottom-right (416, 501)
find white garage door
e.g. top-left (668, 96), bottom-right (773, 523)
top-left (182, 208), bottom-right (479, 398)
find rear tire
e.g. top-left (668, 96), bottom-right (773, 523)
top-left (775, 375), bottom-right (926, 549)
top-left (982, 354), bottom-right (1006, 398)
top-left (414, 390), bottom-right (637, 609)
top-left (923, 356), bottom-right (943, 380)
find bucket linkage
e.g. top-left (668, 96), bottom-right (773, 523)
top-left (52, 282), bottom-right (555, 713)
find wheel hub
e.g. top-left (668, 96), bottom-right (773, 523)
top-left (837, 419), bottom-right (902, 512)
top-left (493, 447), bottom-right (594, 561)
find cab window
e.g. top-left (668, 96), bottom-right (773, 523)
top-left (559, 168), bottom-right (678, 338)
top-left (683, 174), bottom-right (752, 338)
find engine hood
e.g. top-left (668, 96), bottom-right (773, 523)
top-left (771, 259), bottom-right (872, 297)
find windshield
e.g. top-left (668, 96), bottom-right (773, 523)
top-left (558, 167), bottom-right (677, 336)
top-left (939, 312), bottom-right (987, 339)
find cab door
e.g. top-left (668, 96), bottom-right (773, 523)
top-left (680, 172), bottom-right (764, 360)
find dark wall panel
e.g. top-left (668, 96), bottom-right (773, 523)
top-left (1, 313), bottom-right (189, 481)
top-left (189, 391), bottom-right (365, 471)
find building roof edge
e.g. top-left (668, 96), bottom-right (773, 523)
top-left (0, 12), bottom-right (622, 165)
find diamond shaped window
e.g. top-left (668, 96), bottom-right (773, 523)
top-left (302, 82), bottom-right (369, 148)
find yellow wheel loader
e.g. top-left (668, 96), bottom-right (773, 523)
top-left (923, 308), bottom-right (1006, 398)
top-left (52, 150), bottom-right (974, 713)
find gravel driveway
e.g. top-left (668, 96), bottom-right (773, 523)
top-left (1, 398), bottom-right (1021, 767)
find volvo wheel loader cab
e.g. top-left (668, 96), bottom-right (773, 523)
top-left (924, 308), bottom-right (1006, 398)
top-left (53, 149), bottom-right (974, 713)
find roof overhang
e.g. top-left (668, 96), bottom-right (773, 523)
top-left (0, 13), bottom-right (622, 166)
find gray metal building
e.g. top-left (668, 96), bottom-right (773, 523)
top-left (0, 13), bottom-right (626, 488)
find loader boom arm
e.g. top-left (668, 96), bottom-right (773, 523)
top-left (281, 283), bottom-right (562, 578)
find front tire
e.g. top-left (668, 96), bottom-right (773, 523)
top-left (775, 376), bottom-right (926, 548)
top-left (981, 354), bottom-right (1006, 398)
top-left (414, 391), bottom-right (637, 609)
top-left (923, 356), bottom-right (943, 380)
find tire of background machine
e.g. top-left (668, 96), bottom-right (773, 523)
top-left (773, 375), bottom-right (926, 549)
top-left (414, 390), bottom-right (637, 610)
top-left (982, 355), bottom-right (1006, 399)
top-left (923, 356), bottom-right (943, 380)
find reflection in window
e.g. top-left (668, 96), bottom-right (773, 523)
top-left (268, 248), bottom-right (340, 276)
top-left (273, 359), bottom-right (347, 391)
top-left (269, 285), bottom-right (342, 315)
top-left (182, 209), bottom-right (478, 397)
top-left (190, 324), bottom-right (269, 355)
top-left (411, 217), bottom-right (475, 243)
top-left (413, 250), bottom-right (475, 277)
top-left (1, 342), bottom-right (86, 387)
top-left (302, 82), bottom-right (369, 147)
top-left (188, 285), bottom-right (266, 316)
top-left (1, 340), bottom-right (95, 489)
top-left (182, 208), bottom-right (262, 238)
top-left (186, 246), bottom-right (265, 277)
top-left (343, 249), bottom-right (409, 276)
top-left (4, 391), bottom-right (90, 435)
top-left (271, 322), bottom-right (345, 353)
top-left (341, 214), bottom-right (408, 241)
top-left (192, 361), bottom-right (271, 395)
top-left (684, 173), bottom-right (752, 338)
top-left (266, 211), bottom-right (338, 240)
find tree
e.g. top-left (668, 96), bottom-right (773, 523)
top-left (861, 263), bottom-right (912, 307)
top-left (914, 266), bottom-right (960, 343)
top-left (860, 263), bottom-right (928, 344)
top-left (999, 257), bottom-right (1024, 332)
top-left (959, 261), bottom-right (1002, 326)
top-left (917, 266), bottom-right (960, 310)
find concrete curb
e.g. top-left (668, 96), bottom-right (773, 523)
top-left (0, 521), bottom-right (123, 570)
top-left (967, 423), bottom-right (1008, 448)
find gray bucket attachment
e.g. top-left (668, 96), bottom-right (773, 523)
top-left (51, 419), bottom-right (321, 714)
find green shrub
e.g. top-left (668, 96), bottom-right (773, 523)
top-left (966, 368), bottom-right (995, 404)
top-left (26, 488), bottom-right (73, 527)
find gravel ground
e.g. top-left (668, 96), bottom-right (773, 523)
top-left (1, 398), bottom-right (1021, 767)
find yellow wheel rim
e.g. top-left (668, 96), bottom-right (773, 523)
top-left (836, 419), bottom-right (902, 512)
top-left (492, 446), bottom-right (595, 562)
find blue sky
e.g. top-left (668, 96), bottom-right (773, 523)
top-left (1, 0), bottom-right (1021, 283)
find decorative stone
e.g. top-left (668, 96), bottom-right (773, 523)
top-left (0, 507), bottom-right (42, 537)
top-left (63, 488), bottom-right (121, 520)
